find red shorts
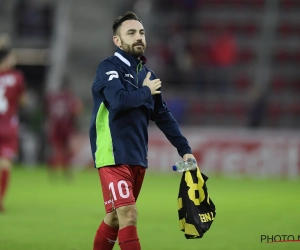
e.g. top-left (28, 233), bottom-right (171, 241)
top-left (0, 133), bottom-right (18, 160)
top-left (98, 165), bottom-right (146, 213)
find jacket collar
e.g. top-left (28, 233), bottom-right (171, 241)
top-left (114, 47), bottom-right (146, 68)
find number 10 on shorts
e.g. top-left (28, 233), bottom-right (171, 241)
top-left (109, 181), bottom-right (130, 200)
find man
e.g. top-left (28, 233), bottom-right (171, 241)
top-left (89, 11), bottom-right (195, 250)
top-left (0, 42), bottom-right (26, 212)
top-left (44, 75), bottom-right (82, 180)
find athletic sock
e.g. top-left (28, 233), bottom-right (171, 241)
top-left (0, 168), bottom-right (10, 201)
top-left (118, 225), bottom-right (141, 250)
top-left (93, 221), bottom-right (118, 250)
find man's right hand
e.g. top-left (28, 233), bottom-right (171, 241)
top-left (142, 72), bottom-right (162, 95)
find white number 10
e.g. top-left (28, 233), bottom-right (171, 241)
top-left (109, 181), bottom-right (130, 200)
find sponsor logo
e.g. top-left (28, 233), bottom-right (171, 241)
top-left (107, 238), bottom-right (117, 244)
top-left (106, 71), bottom-right (119, 81)
top-left (104, 199), bottom-right (113, 205)
top-left (124, 73), bottom-right (134, 79)
top-left (199, 212), bottom-right (215, 222)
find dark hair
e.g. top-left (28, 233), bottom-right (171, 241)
top-left (0, 49), bottom-right (10, 63)
top-left (112, 11), bottom-right (141, 35)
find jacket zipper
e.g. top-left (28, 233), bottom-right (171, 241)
top-left (136, 61), bottom-right (143, 86)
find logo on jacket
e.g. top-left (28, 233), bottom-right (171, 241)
top-left (106, 71), bottom-right (119, 81)
top-left (124, 73), bottom-right (134, 79)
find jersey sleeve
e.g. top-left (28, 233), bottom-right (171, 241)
top-left (93, 60), bottom-right (152, 110)
top-left (150, 78), bottom-right (192, 157)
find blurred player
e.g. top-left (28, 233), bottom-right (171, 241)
top-left (0, 37), bottom-right (26, 212)
top-left (89, 11), bottom-right (196, 250)
top-left (44, 75), bottom-right (82, 180)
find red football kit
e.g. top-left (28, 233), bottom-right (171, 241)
top-left (98, 165), bottom-right (146, 213)
top-left (44, 90), bottom-right (81, 167)
top-left (0, 69), bottom-right (25, 160)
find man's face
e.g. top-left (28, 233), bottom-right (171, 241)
top-left (114, 20), bottom-right (147, 58)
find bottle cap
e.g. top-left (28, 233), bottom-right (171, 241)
top-left (172, 165), bottom-right (177, 171)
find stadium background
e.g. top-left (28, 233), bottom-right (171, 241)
top-left (0, 0), bottom-right (299, 249)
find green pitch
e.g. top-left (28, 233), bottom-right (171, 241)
top-left (0, 166), bottom-right (299, 250)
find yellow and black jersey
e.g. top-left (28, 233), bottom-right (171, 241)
top-left (177, 167), bottom-right (216, 239)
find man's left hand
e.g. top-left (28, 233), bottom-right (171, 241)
top-left (182, 154), bottom-right (195, 162)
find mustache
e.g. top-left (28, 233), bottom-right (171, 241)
top-left (133, 42), bottom-right (145, 47)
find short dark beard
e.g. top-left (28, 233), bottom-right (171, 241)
top-left (120, 39), bottom-right (146, 58)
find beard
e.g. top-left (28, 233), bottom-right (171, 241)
top-left (120, 39), bottom-right (146, 58)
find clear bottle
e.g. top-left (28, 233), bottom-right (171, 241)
top-left (172, 158), bottom-right (197, 172)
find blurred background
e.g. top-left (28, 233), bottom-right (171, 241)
top-left (1, 1), bottom-right (300, 249)
top-left (0, 0), bottom-right (299, 176)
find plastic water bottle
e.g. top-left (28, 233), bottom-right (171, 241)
top-left (172, 158), bottom-right (197, 172)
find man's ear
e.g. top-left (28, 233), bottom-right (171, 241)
top-left (113, 36), bottom-right (121, 47)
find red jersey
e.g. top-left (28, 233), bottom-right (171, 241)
top-left (45, 90), bottom-right (81, 136)
top-left (0, 69), bottom-right (25, 136)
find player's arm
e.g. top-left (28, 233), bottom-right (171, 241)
top-left (150, 85), bottom-right (192, 157)
top-left (93, 61), bottom-right (158, 110)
